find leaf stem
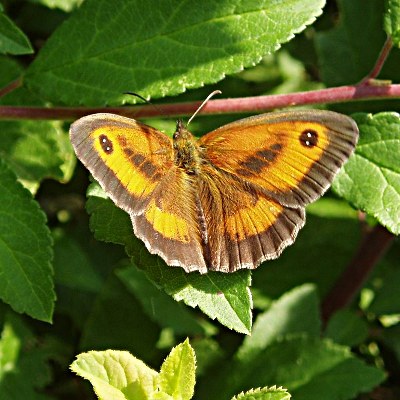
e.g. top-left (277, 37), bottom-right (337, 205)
top-left (359, 36), bottom-right (393, 85)
top-left (0, 77), bottom-right (23, 98)
top-left (1, 83), bottom-right (400, 121)
top-left (321, 224), bottom-right (395, 326)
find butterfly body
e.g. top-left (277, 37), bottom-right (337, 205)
top-left (70, 110), bottom-right (358, 273)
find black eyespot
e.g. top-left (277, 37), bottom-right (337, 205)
top-left (299, 129), bottom-right (318, 148)
top-left (99, 134), bottom-right (113, 154)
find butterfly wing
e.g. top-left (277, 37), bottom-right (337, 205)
top-left (197, 164), bottom-right (305, 272)
top-left (70, 113), bottom-right (207, 272)
top-left (70, 113), bottom-right (174, 215)
top-left (196, 110), bottom-right (358, 272)
top-left (199, 110), bottom-right (359, 207)
top-left (131, 168), bottom-right (207, 273)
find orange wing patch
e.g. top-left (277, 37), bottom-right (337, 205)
top-left (201, 111), bottom-right (358, 207)
top-left (70, 113), bottom-right (173, 215)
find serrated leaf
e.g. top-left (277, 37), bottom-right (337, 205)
top-left (156, 339), bottom-right (195, 400)
top-left (333, 112), bottom-right (400, 235)
top-left (385, 0), bottom-right (400, 45)
top-left (70, 350), bottom-right (158, 400)
top-left (0, 10), bottom-right (33, 55)
top-left (201, 336), bottom-right (386, 400)
top-left (117, 266), bottom-right (217, 336)
top-left (86, 185), bottom-right (253, 334)
top-left (237, 284), bottom-right (320, 362)
top-left (232, 386), bottom-right (290, 400)
top-left (25, 0), bottom-right (325, 105)
top-left (0, 120), bottom-right (75, 193)
top-left (0, 160), bottom-right (54, 322)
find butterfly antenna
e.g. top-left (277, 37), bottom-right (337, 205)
top-left (187, 90), bottom-right (222, 126)
top-left (123, 91), bottom-right (164, 115)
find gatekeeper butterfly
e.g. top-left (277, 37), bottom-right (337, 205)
top-left (70, 109), bottom-right (358, 273)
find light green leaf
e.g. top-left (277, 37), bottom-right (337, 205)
top-left (86, 185), bottom-right (253, 334)
top-left (28, 0), bottom-right (83, 13)
top-left (0, 10), bottom-right (33, 55)
top-left (25, 0), bottom-right (326, 105)
top-left (232, 387), bottom-right (291, 400)
top-left (156, 339), bottom-right (196, 400)
top-left (0, 319), bottom-right (21, 380)
top-left (70, 350), bottom-right (158, 400)
top-left (333, 112), bottom-right (400, 235)
top-left (384, 0), bottom-right (400, 45)
top-left (0, 313), bottom-right (54, 399)
top-left (237, 284), bottom-right (320, 362)
top-left (0, 120), bottom-right (75, 193)
top-left (0, 160), bottom-right (54, 322)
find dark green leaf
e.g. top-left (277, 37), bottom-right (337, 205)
top-left (86, 184), bottom-right (253, 334)
top-left (0, 11), bottom-right (33, 55)
top-left (0, 160), bottom-right (54, 322)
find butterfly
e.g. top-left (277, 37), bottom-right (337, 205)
top-left (70, 109), bottom-right (358, 273)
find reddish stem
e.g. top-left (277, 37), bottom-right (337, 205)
top-left (0, 78), bottom-right (23, 98)
top-left (1, 83), bottom-right (400, 121)
top-left (360, 36), bottom-right (393, 84)
top-left (321, 225), bottom-right (395, 325)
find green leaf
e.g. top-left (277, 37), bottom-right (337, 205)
top-left (201, 336), bottom-right (386, 400)
top-left (232, 387), bottom-right (291, 400)
top-left (29, 0), bottom-right (83, 13)
top-left (25, 0), bottom-right (326, 105)
top-left (117, 266), bottom-right (217, 336)
top-left (252, 214), bottom-right (360, 300)
top-left (155, 339), bottom-right (196, 400)
top-left (80, 274), bottom-right (160, 363)
top-left (86, 185), bottom-right (253, 334)
top-left (324, 310), bottom-right (369, 347)
top-left (384, 0), bottom-right (400, 45)
top-left (237, 284), bottom-right (320, 362)
top-left (0, 10), bottom-right (33, 55)
top-left (0, 120), bottom-right (75, 193)
top-left (0, 313), bottom-right (54, 399)
top-left (368, 266), bottom-right (400, 315)
top-left (333, 112), bottom-right (400, 235)
top-left (315, 0), bottom-right (388, 86)
top-left (0, 160), bottom-right (54, 322)
top-left (70, 350), bottom-right (158, 400)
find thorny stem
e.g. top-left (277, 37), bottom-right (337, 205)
top-left (321, 225), bottom-right (395, 326)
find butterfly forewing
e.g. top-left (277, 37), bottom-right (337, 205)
top-left (70, 113), bottom-right (174, 215)
top-left (200, 110), bottom-right (359, 207)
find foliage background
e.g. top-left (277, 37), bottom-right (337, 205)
top-left (0, 0), bottom-right (399, 399)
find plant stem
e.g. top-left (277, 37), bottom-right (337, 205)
top-left (360, 36), bottom-right (393, 84)
top-left (321, 225), bottom-right (395, 325)
top-left (1, 83), bottom-right (400, 121)
top-left (0, 78), bottom-right (23, 98)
